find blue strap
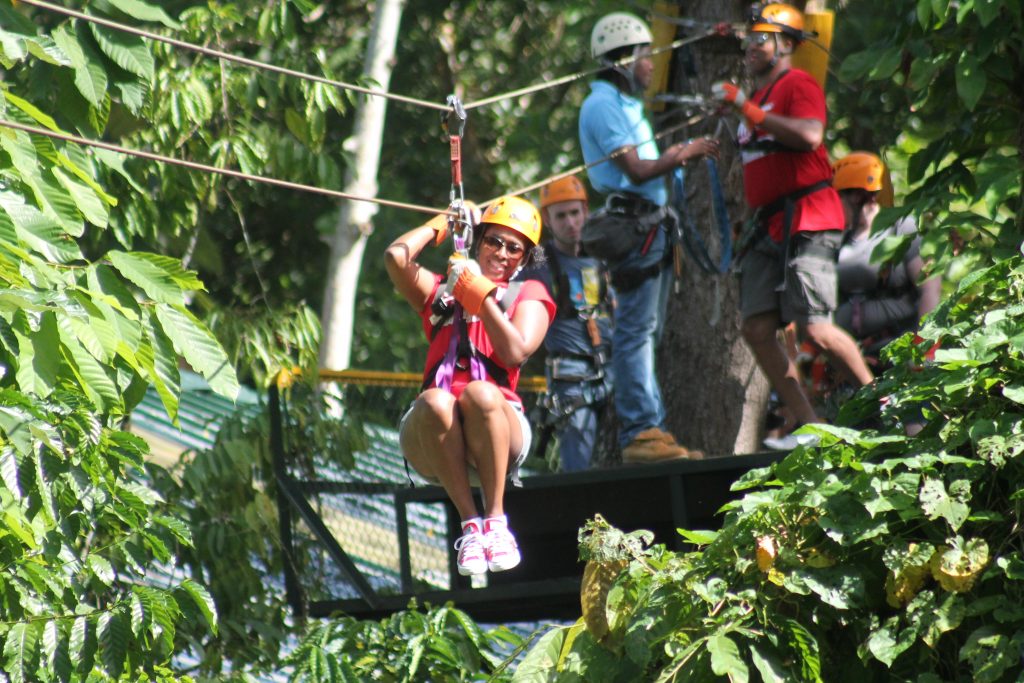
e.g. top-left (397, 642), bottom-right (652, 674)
top-left (671, 158), bottom-right (732, 274)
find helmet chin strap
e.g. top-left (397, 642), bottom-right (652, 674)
top-left (603, 44), bottom-right (645, 94)
top-left (761, 33), bottom-right (793, 73)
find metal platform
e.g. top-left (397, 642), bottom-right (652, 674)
top-left (270, 385), bottom-right (783, 622)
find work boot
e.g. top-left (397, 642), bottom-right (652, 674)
top-left (631, 428), bottom-right (705, 457)
top-left (622, 430), bottom-right (703, 463)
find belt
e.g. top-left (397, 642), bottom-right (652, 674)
top-left (605, 192), bottom-right (660, 216)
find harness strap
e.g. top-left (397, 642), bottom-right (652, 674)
top-left (671, 157), bottom-right (733, 274)
top-left (423, 281), bottom-right (522, 392)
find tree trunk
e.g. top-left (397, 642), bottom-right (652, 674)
top-left (659, 1), bottom-right (770, 455)
top-left (319, 0), bottom-right (406, 372)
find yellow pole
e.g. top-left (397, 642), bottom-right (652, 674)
top-left (792, 11), bottom-right (834, 92)
top-left (646, 2), bottom-right (680, 110)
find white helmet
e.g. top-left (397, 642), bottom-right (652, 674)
top-left (590, 12), bottom-right (652, 60)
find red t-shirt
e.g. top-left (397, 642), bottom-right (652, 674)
top-left (738, 68), bottom-right (844, 242)
top-left (419, 274), bottom-right (555, 405)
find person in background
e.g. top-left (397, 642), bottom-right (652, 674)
top-left (833, 151), bottom-right (942, 366)
top-left (525, 176), bottom-right (615, 472)
top-left (711, 3), bottom-right (873, 450)
top-left (580, 11), bottom-right (718, 462)
top-left (384, 197), bottom-right (555, 576)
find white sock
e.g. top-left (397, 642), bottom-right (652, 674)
top-left (461, 517), bottom-right (483, 534)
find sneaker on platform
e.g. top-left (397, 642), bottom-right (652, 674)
top-left (763, 432), bottom-right (820, 451)
top-left (483, 516), bottom-right (521, 572)
top-left (454, 519), bottom-right (487, 576)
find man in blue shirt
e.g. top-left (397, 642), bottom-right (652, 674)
top-left (528, 176), bottom-right (615, 472)
top-left (579, 12), bottom-right (718, 463)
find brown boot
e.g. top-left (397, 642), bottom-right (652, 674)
top-left (622, 432), bottom-right (703, 463)
top-left (631, 428), bottom-right (705, 458)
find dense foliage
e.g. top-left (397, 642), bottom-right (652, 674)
top-left (514, 0), bottom-right (1024, 680)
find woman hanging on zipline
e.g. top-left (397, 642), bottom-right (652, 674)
top-left (384, 196), bottom-right (555, 576)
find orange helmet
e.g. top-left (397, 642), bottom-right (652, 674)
top-left (539, 176), bottom-right (588, 209)
top-left (480, 195), bottom-right (542, 247)
top-left (833, 152), bottom-right (885, 192)
top-left (751, 3), bottom-right (805, 42)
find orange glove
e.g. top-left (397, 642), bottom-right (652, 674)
top-left (711, 81), bottom-right (766, 127)
top-left (423, 212), bottom-right (450, 247)
top-left (452, 266), bottom-right (497, 317)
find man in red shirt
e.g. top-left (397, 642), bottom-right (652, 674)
top-left (712, 3), bottom-right (872, 449)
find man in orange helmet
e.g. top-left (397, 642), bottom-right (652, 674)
top-left (711, 3), bottom-right (873, 449)
top-left (523, 176), bottom-right (615, 472)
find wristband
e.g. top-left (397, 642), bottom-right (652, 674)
top-left (741, 100), bottom-right (766, 127)
top-left (452, 269), bottom-right (497, 317)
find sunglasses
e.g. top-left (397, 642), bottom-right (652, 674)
top-left (481, 233), bottom-right (525, 256)
top-left (743, 32), bottom-right (773, 48)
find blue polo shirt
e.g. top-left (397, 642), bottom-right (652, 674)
top-left (579, 80), bottom-right (667, 207)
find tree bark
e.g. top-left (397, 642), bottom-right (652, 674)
top-left (659, 1), bottom-right (770, 455)
top-left (319, 0), bottom-right (406, 372)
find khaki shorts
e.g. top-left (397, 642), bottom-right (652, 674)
top-left (739, 230), bottom-right (841, 326)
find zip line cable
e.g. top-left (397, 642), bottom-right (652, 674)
top-left (462, 28), bottom-right (721, 111)
top-left (19, 0), bottom-right (722, 115)
top-left (14, 0), bottom-right (450, 112)
top-left (0, 118), bottom-right (451, 217)
top-left (483, 110), bottom-right (713, 208)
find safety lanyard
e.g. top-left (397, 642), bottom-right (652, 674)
top-left (671, 157), bottom-right (732, 274)
top-left (441, 95), bottom-right (472, 258)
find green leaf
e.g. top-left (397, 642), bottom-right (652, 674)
top-left (88, 555), bottom-right (116, 586)
top-left (15, 311), bottom-right (62, 398)
top-left (974, 0), bottom-right (1002, 25)
top-left (955, 53), bottom-right (986, 111)
top-left (678, 528), bottom-right (717, 545)
top-left (98, 610), bottom-right (128, 679)
top-left (0, 190), bottom-right (82, 262)
top-left (867, 617), bottom-right (915, 667)
top-left (784, 620), bottom-right (822, 682)
top-left (51, 167), bottom-right (108, 228)
top-left (2, 91), bottom-right (61, 131)
top-left (920, 477), bottom-right (970, 530)
top-left (179, 578), bottom-right (218, 635)
top-left (510, 627), bottom-right (566, 681)
top-left (106, 251), bottom-right (185, 305)
top-left (959, 626), bottom-right (1015, 682)
top-left (58, 324), bottom-right (122, 411)
top-left (749, 644), bottom-right (788, 683)
top-left (154, 304), bottom-right (239, 400)
top-left (52, 26), bottom-right (108, 108)
top-left (89, 25), bottom-right (154, 79)
top-left (138, 325), bottom-right (180, 422)
top-left (708, 634), bottom-right (749, 682)
top-left (3, 622), bottom-right (40, 683)
top-left (103, 0), bottom-right (182, 28)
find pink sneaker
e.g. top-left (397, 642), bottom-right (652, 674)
top-left (483, 516), bottom-right (521, 572)
top-left (455, 519), bottom-right (487, 576)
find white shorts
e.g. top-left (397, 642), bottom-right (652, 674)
top-left (399, 398), bottom-right (531, 486)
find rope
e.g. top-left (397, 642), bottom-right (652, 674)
top-left (15, 0), bottom-right (450, 112)
top-left (0, 118), bottom-right (451, 217)
top-left (314, 369), bottom-right (548, 393)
